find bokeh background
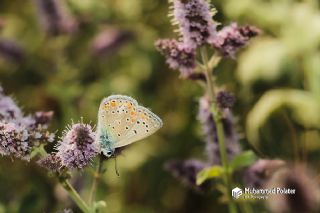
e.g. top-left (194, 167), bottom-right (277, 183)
top-left (1, 0), bottom-right (320, 212)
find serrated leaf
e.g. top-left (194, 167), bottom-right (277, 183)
top-left (196, 166), bottom-right (224, 185)
top-left (229, 151), bottom-right (257, 171)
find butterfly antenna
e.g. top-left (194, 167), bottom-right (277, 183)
top-left (114, 156), bottom-right (120, 177)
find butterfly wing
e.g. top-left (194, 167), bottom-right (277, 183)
top-left (97, 95), bottom-right (162, 148)
top-left (114, 106), bottom-right (163, 148)
top-left (97, 95), bottom-right (139, 143)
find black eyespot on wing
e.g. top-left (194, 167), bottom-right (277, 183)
top-left (134, 130), bottom-right (137, 134)
top-left (125, 126), bottom-right (129, 130)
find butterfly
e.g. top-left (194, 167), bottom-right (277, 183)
top-left (96, 95), bottom-right (163, 157)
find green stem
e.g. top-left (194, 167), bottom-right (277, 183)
top-left (239, 201), bottom-right (254, 213)
top-left (89, 155), bottom-right (104, 207)
top-left (60, 179), bottom-right (91, 213)
top-left (200, 47), bottom-right (237, 213)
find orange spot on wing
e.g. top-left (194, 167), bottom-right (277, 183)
top-left (130, 111), bottom-right (136, 116)
top-left (111, 101), bottom-right (117, 107)
top-left (127, 103), bottom-right (133, 109)
top-left (104, 103), bottom-right (110, 109)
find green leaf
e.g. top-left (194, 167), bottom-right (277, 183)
top-left (94, 200), bottom-right (107, 211)
top-left (247, 89), bottom-right (320, 148)
top-left (196, 166), bottom-right (224, 185)
top-left (229, 151), bottom-right (257, 171)
top-left (237, 38), bottom-right (288, 85)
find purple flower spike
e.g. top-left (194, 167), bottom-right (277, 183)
top-left (33, 111), bottom-right (54, 128)
top-left (211, 23), bottom-right (260, 58)
top-left (164, 159), bottom-right (210, 192)
top-left (34, 0), bottom-right (78, 35)
top-left (266, 165), bottom-right (320, 213)
top-left (91, 28), bottom-right (133, 56)
top-left (56, 123), bottom-right (99, 169)
top-left (0, 91), bottom-right (23, 121)
top-left (216, 91), bottom-right (235, 109)
top-left (37, 154), bottom-right (63, 172)
top-left (155, 39), bottom-right (196, 78)
top-left (198, 95), bottom-right (219, 164)
top-left (171, 0), bottom-right (217, 48)
top-left (0, 122), bottom-right (31, 160)
top-left (198, 95), bottom-right (241, 165)
top-left (0, 39), bottom-right (25, 63)
top-left (243, 159), bottom-right (285, 188)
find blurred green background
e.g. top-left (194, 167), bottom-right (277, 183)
top-left (1, 0), bottom-right (320, 212)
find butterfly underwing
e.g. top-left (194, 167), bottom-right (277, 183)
top-left (96, 95), bottom-right (163, 157)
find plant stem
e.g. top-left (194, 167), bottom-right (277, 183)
top-left (200, 47), bottom-right (237, 213)
top-left (239, 201), bottom-right (254, 213)
top-left (60, 179), bottom-right (91, 213)
top-left (89, 155), bottom-right (104, 207)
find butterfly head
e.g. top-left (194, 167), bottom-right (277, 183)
top-left (102, 148), bottom-right (114, 158)
top-left (98, 130), bottom-right (116, 158)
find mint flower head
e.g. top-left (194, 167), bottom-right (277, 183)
top-left (266, 165), bottom-right (320, 213)
top-left (211, 23), bottom-right (260, 58)
top-left (56, 123), bottom-right (99, 169)
top-left (0, 87), bottom-right (55, 161)
top-left (216, 90), bottom-right (235, 109)
top-left (0, 122), bottom-right (30, 160)
top-left (198, 95), bottom-right (241, 165)
top-left (0, 90), bottom-right (23, 121)
top-left (34, 0), bottom-right (78, 35)
top-left (37, 154), bottom-right (63, 172)
top-left (164, 159), bottom-right (210, 193)
top-left (170, 0), bottom-right (217, 48)
top-left (0, 39), bottom-right (25, 64)
top-left (155, 39), bottom-right (196, 78)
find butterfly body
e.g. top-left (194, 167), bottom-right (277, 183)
top-left (96, 95), bottom-right (163, 157)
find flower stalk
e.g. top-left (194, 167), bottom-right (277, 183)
top-left (89, 155), bottom-right (104, 208)
top-left (60, 179), bottom-right (91, 213)
top-left (200, 47), bottom-right (237, 213)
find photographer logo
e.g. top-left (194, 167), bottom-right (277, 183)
top-left (232, 187), bottom-right (243, 199)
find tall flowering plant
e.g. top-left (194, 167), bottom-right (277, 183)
top-left (156, 0), bottom-right (260, 212)
top-left (157, 1), bottom-right (320, 213)
top-left (0, 87), bottom-right (113, 212)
